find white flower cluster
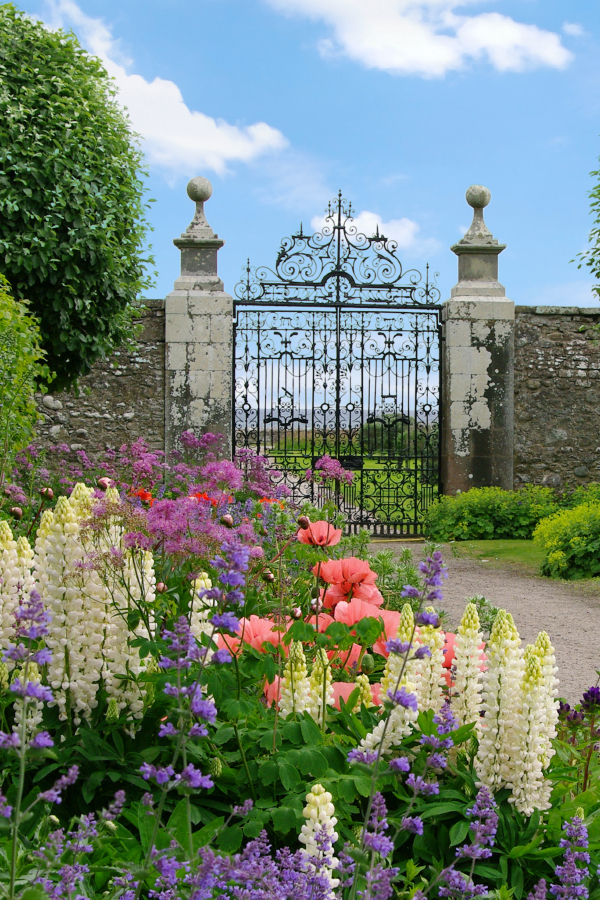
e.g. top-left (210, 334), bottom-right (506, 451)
top-left (190, 572), bottom-right (216, 660)
top-left (0, 522), bottom-right (33, 654)
top-left (452, 602), bottom-right (484, 731)
top-left (30, 483), bottom-right (156, 730)
top-left (279, 641), bottom-right (311, 718)
top-left (299, 783), bottom-right (339, 890)
top-left (475, 610), bottom-right (523, 791)
top-left (475, 610), bottom-right (559, 813)
top-left (415, 605), bottom-right (446, 714)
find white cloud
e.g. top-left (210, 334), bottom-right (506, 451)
top-left (311, 209), bottom-right (439, 256)
top-left (563, 22), bottom-right (585, 38)
top-left (264, 0), bottom-right (573, 78)
top-left (41, 0), bottom-right (288, 175)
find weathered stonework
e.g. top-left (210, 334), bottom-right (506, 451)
top-left (33, 301), bottom-right (165, 455)
top-left (164, 177), bottom-right (233, 453)
top-left (514, 306), bottom-right (600, 490)
top-left (441, 186), bottom-right (515, 493)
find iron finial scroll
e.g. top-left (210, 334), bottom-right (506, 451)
top-left (235, 191), bottom-right (440, 308)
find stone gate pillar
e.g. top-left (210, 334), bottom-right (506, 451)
top-left (164, 177), bottom-right (233, 453)
top-left (441, 185), bottom-right (514, 493)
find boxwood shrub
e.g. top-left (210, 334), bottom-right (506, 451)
top-left (423, 485), bottom-right (560, 541)
top-left (533, 501), bottom-right (600, 579)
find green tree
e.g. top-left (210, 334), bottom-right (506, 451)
top-left (0, 274), bottom-right (51, 488)
top-left (0, 4), bottom-right (154, 391)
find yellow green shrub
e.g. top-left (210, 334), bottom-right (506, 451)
top-left (533, 501), bottom-right (600, 579)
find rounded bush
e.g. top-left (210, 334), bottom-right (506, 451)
top-left (424, 485), bottom-right (560, 542)
top-left (533, 501), bottom-right (600, 579)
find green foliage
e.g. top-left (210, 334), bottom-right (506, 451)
top-left (424, 486), bottom-right (561, 542)
top-left (0, 274), bottom-right (50, 487)
top-left (533, 501), bottom-right (600, 579)
top-left (0, 4), bottom-right (154, 390)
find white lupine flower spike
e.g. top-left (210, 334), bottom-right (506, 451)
top-left (279, 641), bottom-right (311, 719)
top-left (475, 610), bottom-right (523, 791)
top-left (0, 520), bottom-right (21, 652)
top-left (452, 602), bottom-right (484, 731)
top-left (533, 631), bottom-right (559, 769)
top-left (510, 645), bottom-right (553, 815)
top-left (415, 605), bottom-right (446, 714)
top-left (299, 783), bottom-right (339, 890)
top-left (380, 603), bottom-right (419, 700)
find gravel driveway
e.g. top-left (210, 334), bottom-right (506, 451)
top-left (373, 541), bottom-right (600, 703)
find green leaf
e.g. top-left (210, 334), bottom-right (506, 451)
top-left (282, 722), bottom-right (303, 745)
top-left (82, 769), bottom-right (105, 803)
top-left (354, 616), bottom-right (384, 646)
top-left (271, 807), bottom-right (300, 833)
top-left (193, 817), bottom-right (225, 850)
top-left (449, 819), bottom-right (471, 847)
top-left (217, 825), bottom-right (243, 853)
top-left (277, 761), bottom-right (301, 790)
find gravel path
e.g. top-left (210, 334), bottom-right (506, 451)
top-left (373, 541), bottom-right (600, 703)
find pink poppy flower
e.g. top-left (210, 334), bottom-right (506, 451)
top-left (329, 642), bottom-right (362, 671)
top-left (334, 598), bottom-right (400, 657)
top-left (313, 557), bottom-right (383, 609)
top-left (307, 613), bottom-right (335, 633)
top-left (264, 676), bottom-right (281, 707)
top-left (297, 521), bottom-right (342, 547)
top-left (331, 681), bottom-right (380, 710)
top-left (237, 615), bottom-right (289, 654)
top-left (216, 633), bottom-right (241, 656)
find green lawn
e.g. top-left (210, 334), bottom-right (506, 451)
top-left (451, 539), bottom-right (546, 574)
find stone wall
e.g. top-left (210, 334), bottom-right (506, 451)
top-left (34, 300), bottom-right (165, 456)
top-left (514, 306), bottom-right (600, 490)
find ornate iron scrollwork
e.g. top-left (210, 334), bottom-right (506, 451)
top-left (233, 194), bottom-right (442, 536)
top-left (235, 191), bottom-right (440, 308)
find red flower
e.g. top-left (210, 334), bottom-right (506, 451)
top-left (259, 497), bottom-right (285, 509)
top-left (191, 492), bottom-right (218, 507)
top-left (297, 521), bottom-right (342, 547)
top-left (313, 557), bottom-right (383, 609)
top-left (133, 489), bottom-right (154, 506)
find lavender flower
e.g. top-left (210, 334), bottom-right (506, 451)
top-left (402, 816), bottom-right (424, 836)
top-left (39, 766), bottom-right (79, 805)
top-left (347, 748), bottom-right (379, 765)
top-left (551, 817), bottom-right (590, 900)
top-left (387, 687), bottom-right (418, 711)
top-left (389, 756), bottom-right (410, 773)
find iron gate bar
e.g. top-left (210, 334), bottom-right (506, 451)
top-left (233, 192), bottom-right (442, 536)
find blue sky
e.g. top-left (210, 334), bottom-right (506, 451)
top-left (20, 0), bottom-right (600, 306)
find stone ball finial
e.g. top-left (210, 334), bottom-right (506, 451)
top-left (465, 185), bottom-right (491, 209)
top-left (187, 177), bottom-right (213, 203)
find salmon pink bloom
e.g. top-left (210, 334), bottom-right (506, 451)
top-left (307, 613), bottom-right (335, 633)
top-left (237, 615), bottom-right (289, 654)
top-left (329, 642), bottom-right (362, 671)
top-left (264, 675), bottom-right (281, 707)
top-left (297, 521), bottom-right (342, 547)
top-left (314, 557), bottom-right (383, 609)
top-left (331, 681), bottom-right (379, 710)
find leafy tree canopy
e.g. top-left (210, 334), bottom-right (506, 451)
top-left (0, 4), bottom-right (154, 391)
top-left (0, 273), bottom-right (51, 486)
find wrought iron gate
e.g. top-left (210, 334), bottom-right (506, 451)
top-left (233, 193), bottom-right (442, 536)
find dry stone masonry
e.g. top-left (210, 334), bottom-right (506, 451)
top-left (34, 301), bottom-right (165, 455)
top-left (514, 306), bottom-right (600, 490)
top-left (31, 178), bottom-right (600, 497)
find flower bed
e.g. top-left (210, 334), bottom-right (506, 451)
top-left (0, 436), bottom-right (599, 899)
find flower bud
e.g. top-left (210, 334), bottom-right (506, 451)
top-left (106, 698), bottom-right (119, 724)
top-left (156, 582), bottom-right (168, 594)
top-left (297, 515), bottom-right (310, 530)
top-left (207, 757), bottom-right (223, 777)
top-left (361, 653), bottom-right (375, 675)
top-left (97, 477), bottom-right (112, 490)
top-left (3, 488), bottom-right (10, 497)
top-left (311, 585), bottom-right (321, 599)
top-left (48, 815), bottom-right (60, 827)
top-left (220, 514), bottom-right (234, 528)
top-left (104, 820), bottom-right (117, 833)
top-left (291, 606), bottom-right (303, 619)
top-left (262, 571), bottom-right (275, 583)
top-left (10, 507), bottom-right (23, 520)
top-left (310, 597), bottom-right (323, 613)
top-left (39, 486), bottom-right (54, 500)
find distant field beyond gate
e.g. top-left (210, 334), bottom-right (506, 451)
top-left (233, 193), bottom-right (442, 536)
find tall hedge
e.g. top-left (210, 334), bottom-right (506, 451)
top-left (0, 4), bottom-right (154, 390)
